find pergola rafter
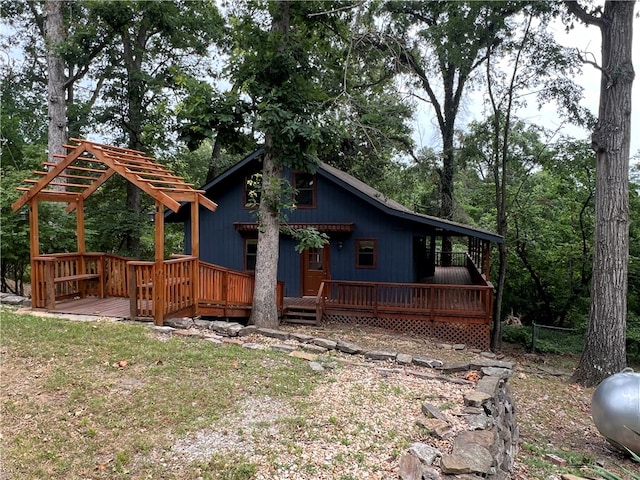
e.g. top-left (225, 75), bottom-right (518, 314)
top-left (11, 139), bottom-right (217, 325)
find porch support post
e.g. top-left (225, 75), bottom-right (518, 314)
top-left (190, 199), bottom-right (200, 317)
top-left (76, 197), bottom-right (86, 254)
top-left (29, 199), bottom-right (41, 306)
top-left (483, 241), bottom-right (491, 279)
top-left (153, 200), bottom-right (165, 325)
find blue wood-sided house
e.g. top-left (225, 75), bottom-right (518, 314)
top-left (168, 150), bottom-right (503, 348)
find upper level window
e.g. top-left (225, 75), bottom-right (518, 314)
top-left (356, 239), bottom-right (377, 269)
top-left (293, 172), bottom-right (316, 208)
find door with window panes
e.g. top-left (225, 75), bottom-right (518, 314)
top-left (302, 245), bottom-right (330, 296)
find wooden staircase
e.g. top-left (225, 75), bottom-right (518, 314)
top-left (281, 298), bottom-right (319, 325)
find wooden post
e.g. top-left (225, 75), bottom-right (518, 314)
top-left (128, 262), bottom-right (138, 320)
top-left (76, 197), bottom-right (85, 254)
top-left (154, 200), bottom-right (165, 325)
top-left (483, 241), bottom-right (491, 279)
top-left (45, 259), bottom-right (55, 310)
top-left (29, 200), bottom-right (40, 302)
top-left (190, 200), bottom-right (200, 317)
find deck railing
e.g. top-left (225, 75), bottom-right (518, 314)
top-left (198, 260), bottom-right (284, 314)
top-left (318, 280), bottom-right (493, 324)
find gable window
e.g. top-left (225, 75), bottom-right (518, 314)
top-left (293, 172), bottom-right (316, 208)
top-left (356, 239), bottom-right (377, 269)
top-left (244, 238), bottom-right (258, 271)
top-left (244, 174), bottom-right (261, 208)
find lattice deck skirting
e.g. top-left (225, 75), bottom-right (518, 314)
top-left (322, 313), bottom-right (490, 350)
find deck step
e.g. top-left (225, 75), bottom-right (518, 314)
top-left (283, 309), bottom-right (316, 318)
top-left (281, 317), bottom-right (319, 325)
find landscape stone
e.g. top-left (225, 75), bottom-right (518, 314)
top-left (416, 418), bottom-right (452, 439)
top-left (289, 350), bottom-right (318, 361)
top-left (398, 453), bottom-right (424, 480)
top-left (466, 412), bottom-right (494, 430)
top-left (203, 337), bottom-right (223, 345)
top-left (413, 356), bottom-right (443, 368)
top-left (210, 320), bottom-right (232, 332)
top-left (421, 402), bottom-right (448, 422)
top-left (256, 328), bottom-right (290, 340)
top-left (409, 442), bottom-right (441, 465)
top-left (481, 367), bottom-right (513, 378)
top-left (421, 466), bottom-right (442, 480)
top-left (444, 443), bottom-right (493, 475)
top-left (194, 318), bottom-right (213, 329)
top-left (289, 332), bottom-right (314, 343)
top-left (311, 337), bottom-right (337, 349)
top-left (300, 343), bottom-right (328, 354)
top-left (0, 293), bottom-right (27, 305)
top-left (469, 358), bottom-right (514, 370)
top-left (241, 342), bottom-right (265, 350)
top-left (475, 376), bottom-right (502, 397)
top-left (238, 325), bottom-right (257, 337)
top-left (407, 370), bottom-right (439, 380)
top-left (454, 429), bottom-right (499, 456)
top-left (453, 344), bottom-right (466, 350)
top-left (364, 350), bottom-right (397, 361)
top-left (173, 328), bottom-right (203, 338)
top-left (226, 324), bottom-right (244, 336)
top-left (271, 344), bottom-right (296, 354)
top-left (464, 391), bottom-right (493, 407)
top-left (480, 351), bottom-right (497, 359)
top-left (166, 317), bottom-right (194, 329)
top-left (396, 353), bottom-right (413, 365)
top-left (308, 361), bottom-right (324, 372)
top-left (441, 361), bottom-right (470, 373)
top-left (335, 340), bottom-right (361, 354)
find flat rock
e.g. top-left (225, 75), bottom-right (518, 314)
top-left (466, 413), bottom-right (494, 430)
top-left (173, 328), bottom-right (203, 338)
top-left (475, 376), bottom-right (502, 397)
top-left (242, 342), bottom-right (265, 350)
top-left (469, 358), bottom-right (514, 370)
top-left (413, 356), bottom-right (443, 368)
top-left (271, 344), bottom-right (296, 354)
top-left (289, 350), bottom-right (318, 361)
top-left (238, 325), bottom-right (257, 337)
top-left (336, 340), bottom-right (362, 354)
top-left (453, 344), bottom-right (466, 350)
top-left (0, 293), bottom-right (28, 305)
top-left (441, 361), bottom-right (469, 373)
top-left (416, 418), bottom-right (452, 439)
top-left (421, 402), bottom-right (448, 422)
top-left (300, 343), bottom-right (328, 354)
top-left (289, 332), bottom-right (314, 343)
top-left (256, 328), bottom-right (290, 340)
top-left (396, 353), bottom-right (413, 365)
top-left (308, 361), bottom-right (324, 372)
top-left (194, 318), bottom-right (213, 329)
top-left (398, 453), bottom-right (424, 480)
top-left (454, 429), bottom-right (499, 455)
top-left (203, 337), bottom-right (223, 345)
top-left (311, 337), bottom-right (337, 349)
top-left (481, 367), bottom-right (513, 378)
top-left (165, 317), bottom-right (194, 329)
top-left (442, 443), bottom-right (493, 475)
top-left (464, 391), bottom-right (493, 407)
top-left (364, 350), bottom-right (396, 361)
top-left (409, 442), bottom-right (441, 465)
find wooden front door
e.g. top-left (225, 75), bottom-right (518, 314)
top-left (302, 245), bottom-right (330, 296)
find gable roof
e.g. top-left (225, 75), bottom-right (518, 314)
top-left (169, 149), bottom-right (503, 244)
top-left (12, 138), bottom-right (217, 213)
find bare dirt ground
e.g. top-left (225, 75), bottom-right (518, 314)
top-left (278, 322), bottom-right (639, 479)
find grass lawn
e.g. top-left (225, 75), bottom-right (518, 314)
top-left (2, 308), bottom-right (638, 479)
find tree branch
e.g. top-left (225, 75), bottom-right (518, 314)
top-left (564, 1), bottom-right (605, 29)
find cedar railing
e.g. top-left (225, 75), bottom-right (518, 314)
top-left (317, 252), bottom-right (493, 325)
top-left (31, 252), bottom-right (282, 324)
top-left (198, 260), bottom-right (284, 316)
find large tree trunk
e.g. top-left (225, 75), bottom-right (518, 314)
top-left (249, 136), bottom-right (281, 328)
top-left (45, 0), bottom-right (67, 165)
top-left (570, 1), bottom-right (634, 387)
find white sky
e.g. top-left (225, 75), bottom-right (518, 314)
top-left (411, 14), bottom-right (640, 162)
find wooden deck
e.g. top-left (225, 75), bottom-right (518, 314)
top-left (37, 296), bottom-right (132, 319)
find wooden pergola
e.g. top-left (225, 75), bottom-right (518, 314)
top-left (11, 138), bottom-right (217, 324)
